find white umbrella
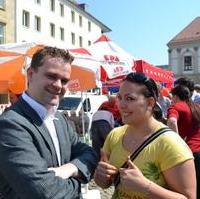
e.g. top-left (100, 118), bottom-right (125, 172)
top-left (88, 35), bottom-right (135, 81)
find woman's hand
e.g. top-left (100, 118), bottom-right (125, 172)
top-left (94, 151), bottom-right (118, 189)
top-left (120, 158), bottom-right (149, 192)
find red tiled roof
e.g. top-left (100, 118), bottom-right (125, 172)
top-left (168, 17), bottom-right (200, 45)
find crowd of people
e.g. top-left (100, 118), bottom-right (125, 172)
top-left (0, 46), bottom-right (199, 199)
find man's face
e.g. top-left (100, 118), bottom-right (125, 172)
top-left (27, 57), bottom-right (71, 109)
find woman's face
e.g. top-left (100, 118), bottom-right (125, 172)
top-left (116, 80), bottom-right (152, 125)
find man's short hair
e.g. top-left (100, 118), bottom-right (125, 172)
top-left (30, 46), bottom-right (74, 70)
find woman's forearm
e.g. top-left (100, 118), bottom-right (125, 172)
top-left (142, 180), bottom-right (189, 199)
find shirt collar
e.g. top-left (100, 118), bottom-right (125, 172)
top-left (22, 92), bottom-right (57, 120)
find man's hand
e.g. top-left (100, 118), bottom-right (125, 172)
top-left (48, 163), bottom-right (79, 179)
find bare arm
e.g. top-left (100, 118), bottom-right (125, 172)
top-left (161, 159), bottom-right (196, 199)
top-left (167, 117), bottom-right (179, 133)
top-left (120, 159), bottom-right (196, 199)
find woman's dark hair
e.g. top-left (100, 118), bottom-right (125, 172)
top-left (171, 85), bottom-right (200, 127)
top-left (174, 77), bottom-right (194, 96)
top-left (123, 72), bottom-right (163, 120)
top-left (123, 72), bottom-right (159, 100)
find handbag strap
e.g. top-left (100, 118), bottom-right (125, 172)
top-left (113, 127), bottom-right (171, 187)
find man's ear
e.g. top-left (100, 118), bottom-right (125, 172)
top-left (27, 67), bottom-right (33, 79)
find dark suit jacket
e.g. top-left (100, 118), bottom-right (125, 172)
top-left (0, 97), bottom-right (98, 199)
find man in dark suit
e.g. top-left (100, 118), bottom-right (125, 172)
top-left (0, 47), bottom-right (98, 199)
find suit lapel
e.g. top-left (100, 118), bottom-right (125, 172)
top-left (33, 122), bottom-right (58, 165)
top-left (53, 114), bottom-right (68, 165)
top-left (17, 97), bottom-right (58, 165)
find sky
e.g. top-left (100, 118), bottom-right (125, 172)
top-left (79, 0), bottom-right (200, 66)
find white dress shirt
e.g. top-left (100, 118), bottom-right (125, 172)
top-left (22, 92), bottom-right (61, 165)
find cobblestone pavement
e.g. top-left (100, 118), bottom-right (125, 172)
top-left (88, 179), bottom-right (114, 199)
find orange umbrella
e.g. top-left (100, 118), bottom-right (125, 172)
top-left (0, 43), bottom-right (45, 94)
top-left (0, 42), bottom-right (98, 93)
top-left (0, 51), bottom-right (20, 56)
top-left (0, 81), bottom-right (9, 93)
top-left (0, 56), bottom-right (26, 94)
top-left (68, 65), bottom-right (97, 92)
top-left (26, 44), bottom-right (45, 57)
top-left (0, 42), bottom-right (45, 57)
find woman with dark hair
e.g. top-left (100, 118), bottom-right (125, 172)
top-left (94, 72), bottom-right (196, 199)
top-left (167, 85), bottom-right (200, 199)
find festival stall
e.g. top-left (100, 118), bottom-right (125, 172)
top-left (87, 35), bottom-right (135, 83)
top-left (68, 35), bottom-right (136, 93)
top-left (135, 59), bottom-right (174, 88)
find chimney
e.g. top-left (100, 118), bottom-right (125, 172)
top-left (78, 3), bottom-right (88, 11)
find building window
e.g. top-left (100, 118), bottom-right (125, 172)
top-left (0, 23), bottom-right (5, 44)
top-left (35, 0), bottom-right (41, 4)
top-left (0, 0), bottom-right (5, 9)
top-left (22, 10), bottom-right (30, 27)
top-left (50, 23), bottom-right (55, 37)
top-left (34, 16), bottom-right (41, 31)
top-left (79, 36), bottom-right (83, 47)
top-left (79, 15), bottom-right (82, 27)
top-left (88, 40), bottom-right (91, 46)
top-left (50, 0), bottom-right (55, 12)
top-left (71, 10), bottom-right (75, 23)
top-left (88, 21), bottom-right (91, 32)
top-left (60, 3), bottom-right (64, 17)
top-left (184, 56), bottom-right (192, 71)
top-left (60, 27), bottom-right (64, 41)
top-left (71, 32), bottom-right (75, 45)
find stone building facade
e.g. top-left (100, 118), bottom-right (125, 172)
top-left (0, 0), bottom-right (15, 44)
top-left (0, 0), bottom-right (111, 48)
top-left (167, 17), bottom-right (200, 83)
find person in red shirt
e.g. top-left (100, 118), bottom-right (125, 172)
top-left (99, 96), bottom-right (122, 127)
top-left (167, 85), bottom-right (200, 199)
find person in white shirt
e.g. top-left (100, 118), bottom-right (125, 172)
top-left (91, 107), bottom-right (115, 157)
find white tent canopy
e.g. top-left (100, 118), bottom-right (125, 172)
top-left (87, 35), bottom-right (135, 80)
